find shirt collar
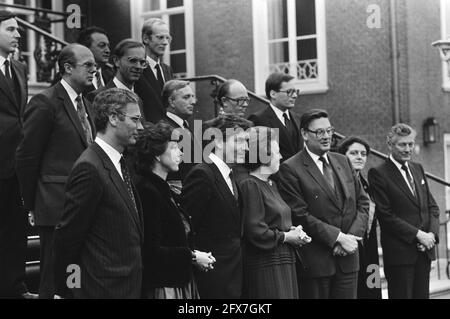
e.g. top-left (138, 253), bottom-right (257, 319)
top-left (95, 136), bottom-right (122, 167)
top-left (270, 103), bottom-right (290, 122)
top-left (166, 112), bottom-right (184, 127)
top-left (113, 77), bottom-right (134, 92)
top-left (60, 78), bottom-right (81, 106)
top-left (0, 55), bottom-right (9, 68)
top-left (389, 155), bottom-right (409, 171)
top-left (146, 56), bottom-right (160, 69)
top-left (209, 153), bottom-right (232, 181)
top-left (305, 145), bottom-right (329, 165)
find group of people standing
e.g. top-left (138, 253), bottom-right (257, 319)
top-left (0, 8), bottom-right (441, 300)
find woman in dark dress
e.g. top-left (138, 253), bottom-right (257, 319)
top-left (239, 126), bottom-right (311, 299)
top-left (135, 122), bottom-right (216, 299)
top-left (338, 137), bottom-right (382, 299)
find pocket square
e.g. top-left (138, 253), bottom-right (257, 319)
top-left (421, 179), bottom-right (425, 185)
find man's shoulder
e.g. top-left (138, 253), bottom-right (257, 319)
top-left (248, 106), bottom-right (272, 121)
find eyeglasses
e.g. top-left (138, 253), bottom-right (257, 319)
top-left (74, 62), bottom-right (98, 70)
top-left (305, 127), bottom-right (335, 138)
top-left (278, 88), bottom-right (300, 97)
top-left (126, 57), bottom-right (149, 68)
top-left (224, 96), bottom-right (251, 107)
top-left (117, 112), bottom-right (143, 125)
top-left (152, 34), bottom-right (172, 43)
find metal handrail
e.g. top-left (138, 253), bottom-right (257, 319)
top-left (0, 3), bottom-right (72, 16)
top-left (16, 17), bottom-right (69, 46)
top-left (185, 74), bottom-right (450, 189)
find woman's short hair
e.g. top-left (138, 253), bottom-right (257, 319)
top-left (337, 136), bottom-right (371, 155)
top-left (243, 126), bottom-right (278, 171)
top-left (135, 121), bottom-right (178, 175)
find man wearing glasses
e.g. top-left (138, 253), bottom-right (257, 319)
top-left (248, 72), bottom-right (303, 162)
top-left (16, 44), bottom-right (97, 298)
top-left (136, 18), bottom-right (174, 123)
top-left (276, 109), bottom-right (369, 299)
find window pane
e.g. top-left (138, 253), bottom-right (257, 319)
top-left (297, 38), bottom-right (316, 60)
top-left (143, 0), bottom-right (160, 11)
top-left (169, 14), bottom-right (185, 51)
top-left (269, 41), bottom-right (289, 64)
top-left (296, 0), bottom-right (316, 36)
top-left (267, 0), bottom-right (288, 39)
top-left (170, 52), bottom-right (186, 73)
top-left (167, 0), bottom-right (183, 8)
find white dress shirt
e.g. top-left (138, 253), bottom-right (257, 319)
top-left (60, 79), bottom-right (82, 112)
top-left (166, 112), bottom-right (184, 128)
top-left (389, 155), bottom-right (415, 194)
top-left (146, 56), bottom-right (166, 82)
top-left (0, 56), bottom-right (11, 77)
top-left (305, 145), bottom-right (330, 175)
top-left (95, 136), bottom-right (124, 179)
top-left (94, 68), bottom-right (104, 89)
top-left (209, 153), bottom-right (234, 195)
top-left (270, 104), bottom-right (291, 126)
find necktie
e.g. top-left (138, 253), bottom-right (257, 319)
top-left (319, 156), bottom-right (335, 190)
top-left (155, 63), bottom-right (165, 89)
top-left (401, 164), bottom-right (416, 196)
top-left (183, 120), bottom-right (189, 129)
top-left (120, 156), bottom-right (138, 213)
top-left (229, 170), bottom-right (239, 201)
top-left (4, 60), bottom-right (14, 88)
top-left (75, 96), bottom-right (93, 144)
top-left (95, 71), bottom-right (104, 89)
top-left (283, 112), bottom-right (297, 147)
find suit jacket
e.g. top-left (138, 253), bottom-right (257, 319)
top-left (135, 62), bottom-right (173, 123)
top-left (368, 159), bottom-right (440, 266)
top-left (54, 142), bottom-right (144, 299)
top-left (137, 171), bottom-right (193, 289)
top-left (0, 60), bottom-right (28, 179)
top-left (248, 107), bottom-right (303, 162)
top-left (181, 162), bottom-right (243, 299)
top-left (276, 150), bottom-right (369, 278)
top-left (16, 82), bottom-right (95, 226)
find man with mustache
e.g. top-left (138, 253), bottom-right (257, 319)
top-left (276, 109), bottom-right (369, 299)
top-left (16, 44), bottom-right (96, 298)
top-left (135, 18), bottom-right (174, 123)
top-left (368, 123), bottom-right (440, 299)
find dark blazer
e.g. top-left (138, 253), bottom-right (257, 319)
top-left (0, 60), bottom-right (28, 179)
top-left (276, 150), bottom-right (369, 278)
top-left (135, 62), bottom-right (173, 123)
top-left (181, 161), bottom-right (243, 299)
top-left (16, 82), bottom-right (95, 226)
top-left (54, 142), bottom-right (144, 299)
top-left (248, 107), bottom-right (303, 162)
top-left (368, 159), bottom-right (440, 266)
top-left (137, 171), bottom-right (194, 289)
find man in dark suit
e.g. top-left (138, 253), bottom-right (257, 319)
top-left (162, 79), bottom-right (201, 185)
top-left (368, 123), bottom-right (440, 299)
top-left (181, 115), bottom-right (253, 299)
top-left (248, 72), bottom-right (303, 162)
top-left (276, 109), bottom-right (369, 299)
top-left (135, 18), bottom-right (174, 123)
top-left (0, 10), bottom-right (34, 299)
top-left (87, 39), bottom-right (146, 106)
top-left (215, 79), bottom-right (251, 118)
top-left (54, 88), bottom-right (144, 299)
top-left (16, 43), bottom-right (96, 298)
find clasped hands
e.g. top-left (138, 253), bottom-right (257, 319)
top-left (416, 230), bottom-right (436, 252)
top-left (333, 233), bottom-right (362, 257)
top-left (284, 225), bottom-right (312, 247)
top-left (193, 250), bottom-right (216, 272)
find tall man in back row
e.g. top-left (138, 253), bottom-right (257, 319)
top-left (369, 123), bottom-right (440, 299)
top-left (276, 109), bottom-right (369, 299)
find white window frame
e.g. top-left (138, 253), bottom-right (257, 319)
top-left (440, 0), bottom-right (450, 91)
top-left (130, 0), bottom-right (195, 78)
top-left (252, 0), bottom-right (328, 96)
top-left (444, 134), bottom-right (450, 211)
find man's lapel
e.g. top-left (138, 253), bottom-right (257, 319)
top-left (409, 163), bottom-right (424, 207)
top-left (0, 68), bottom-right (17, 109)
top-left (11, 60), bottom-right (27, 111)
top-left (386, 159), bottom-right (419, 206)
top-left (209, 162), bottom-right (240, 222)
top-left (265, 106), bottom-right (295, 154)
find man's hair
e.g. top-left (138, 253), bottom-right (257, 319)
top-left (77, 26), bottom-right (108, 48)
top-left (93, 88), bottom-right (140, 133)
top-left (113, 38), bottom-right (144, 59)
top-left (243, 126), bottom-right (278, 171)
top-left (141, 17), bottom-right (166, 40)
top-left (216, 79), bottom-right (240, 107)
top-left (57, 43), bottom-right (85, 76)
top-left (337, 136), bottom-right (371, 156)
top-left (300, 109), bottom-right (329, 130)
top-left (387, 123), bottom-right (417, 145)
top-left (135, 121), bottom-right (177, 175)
top-left (204, 114), bottom-right (253, 142)
top-left (161, 80), bottom-right (190, 109)
top-left (265, 72), bottom-right (295, 100)
top-left (0, 10), bottom-right (16, 24)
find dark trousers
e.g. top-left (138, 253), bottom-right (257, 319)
top-left (38, 226), bottom-right (56, 299)
top-left (384, 252), bottom-right (431, 299)
top-left (0, 176), bottom-right (28, 298)
top-left (299, 268), bottom-right (358, 299)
